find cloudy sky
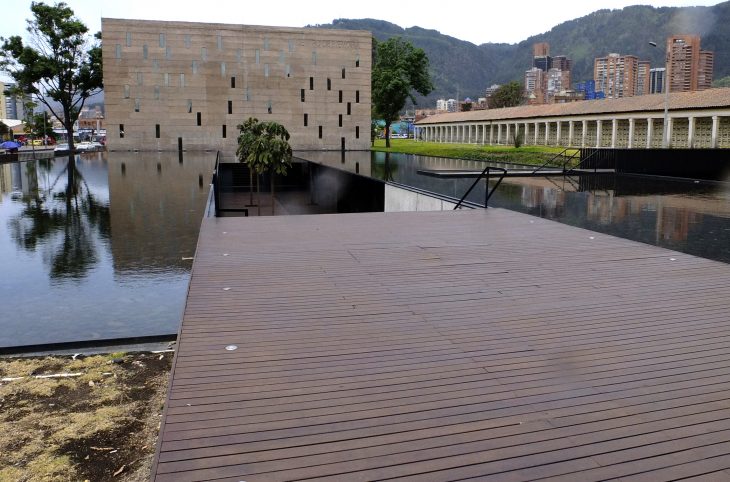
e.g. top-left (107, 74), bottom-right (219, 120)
top-left (0, 0), bottom-right (724, 46)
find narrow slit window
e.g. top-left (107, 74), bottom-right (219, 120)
top-left (123, 84), bottom-right (130, 99)
top-left (267, 101), bottom-right (272, 114)
top-left (159, 33), bottom-right (165, 48)
top-left (134, 98), bottom-right (140, 112)
top-left (119, 124), bottom-right (124, 138)
top-left (179, 73), bottom-right (185, 87)
top-left (264, 64), bottom-right (269, 77)
top-left (342, 67), bottom-right (346, 79)
top-left (318, 126), bottom-right (323, 139)
top-left (356, 126), bottom-right (360, 138)
top-left (192, 60), bottom-right (198, 74)
top-left (309, 77), bottom-right (314, 90)
top-left (285, 65), bottom-right (291, 77)
top-left (288, 40), bottom-right (294, 52)
top-left (115, 44), bottom-right (121, 59)
top-left (255, 49), bottom-right (260, 64)
top-left (217, 35), bottom-right (223, 50)
top-left (184, 34), bottom-right (191, 48)
top-left (231, 76), bottom-right (236, 88)
top-left (155, 124), bottom-right (160, 138)
top-left (164, 73), bottom-right (170, 87)
top-left (236, 49), bottom-right (242, 62)
top-left (338, 90), bottom-right (342, 103)
top-left (301, 89), bottom-right (305, 102)
top-left (126, 32), bottom-right (132, 47)
top-left (137, 72), bottom-right (143, 86)
top-left (312, 51), bottom-right (317, 65)
top-left (222, 125), bottom-right (227, 138)
top-left (356, 90), bottom-right (360, 103)
top-left (279, 50), bottom-right (285, 64)
top-left (165, 47), bottom-right (171, 60)
top-left (201, 47), bottom-right (207, 61)
top-left (245, 87), bottom-right (250, 101)
top-left (356, 54), bottom-right (360, 67)
top-left (228, 100), bottom-right (232, 114)
top-left (347, 102), bottom-right (351, 115)
top-left (304, 113), bottom-right (308, 126)
top-left (154, 85), bottom-right (160, 100)
top-left (263, 37), bottom-right (269, 50)
top-left (197, 112), bottom-right (201, 126)
top-left (338, 114), bottom-right (342, 127)
top-left (327, 78), bottom-right (331, 90)
top-left (143, 44), bottom-right (148, 59)
top-left (187, 100), bottom-right (192, 113)
top-left (221, 62), bottom-right (226, 77)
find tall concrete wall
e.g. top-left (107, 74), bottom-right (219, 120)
top-left (102, 19), bottom-right (372, 152)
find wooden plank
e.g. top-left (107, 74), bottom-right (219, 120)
top-left (151, 208), bottom-right (730, 481)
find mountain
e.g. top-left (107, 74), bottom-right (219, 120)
top-left (309, 2), bottom-right (730, 106)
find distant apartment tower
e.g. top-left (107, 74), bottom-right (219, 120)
top-left (485, 84), bottom-right (500, 98)
top-left (436, 98), bottom-right (448, 112)
top-left (665, 35), bottom-right (713, 92)
top-left (524, 67), bottom-right (546, 104)
top-left (446, 99), bottom-right (458, 112)
top-left (649, 67), bottom-right (666, 94)
top-left (637, 60), bottom-right (651, 95)
top-left (1, 81), bottom-right (26, 119)
top-left (594, 53), bottom-right (640, 98)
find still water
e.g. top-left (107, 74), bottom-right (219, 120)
top-left (303, 151), bottom-right (730, 264)
top-left (0, 151), bottom-right (214, 347)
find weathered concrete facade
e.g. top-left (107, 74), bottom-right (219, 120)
top-left (416, 89), bottom-right (730, 149)
top-left (102, 19), bottom-right (371, 151)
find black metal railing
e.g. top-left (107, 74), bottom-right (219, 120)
top-left (453, 165), bottom-right (507, 210)
top-left (565, 149), bottom-right (611, 175)
top-left (531, 147), bottom-right (580, 175)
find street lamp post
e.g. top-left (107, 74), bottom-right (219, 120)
top-left (649, 41), bottom-right (670, 148)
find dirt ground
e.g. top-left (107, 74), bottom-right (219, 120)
top-left (0, 351), bottom-right (173, 481)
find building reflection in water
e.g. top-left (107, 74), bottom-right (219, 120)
top-left (0, 151), bottom-right (215, 347)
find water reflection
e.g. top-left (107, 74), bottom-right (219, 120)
top-left (7, 155), bottom-right (110, 281)
top-left (298, 151), bottom-right (730, 264)
top-left (0, 151), bottom-right (215, 347)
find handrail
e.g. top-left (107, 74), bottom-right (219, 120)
top-left (531, 147), bottom-right (579, 175)
top-left (453, 164), bottom-right (507, 210)
top-left (564, 148), bottom-right (606, 175)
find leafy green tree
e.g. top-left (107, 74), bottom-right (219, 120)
top-left (713, 76), bottom-right (730, 88)
top-left (489, 81), bottom-right (524, 109)
top-left (237, 118), bottom-right (293, 215)
top-left (372, 37), bottom-right (433, 148)
top-left (0, 2), bottom-right (102, 155)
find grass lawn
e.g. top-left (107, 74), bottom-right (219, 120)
top-left (372, 139), bottom-right (579, 167)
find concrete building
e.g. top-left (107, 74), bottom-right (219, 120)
top-left (102, 18), bottom-right (372, 151)
top-left (1, 80), bottom-right (28, 120)
top-left (525, 67), bottom-right (545, 104)
top-left (650, 68), bottom-right (666, 94)
top-left (415, 88), bottom-right (730, 149)
top-left (446, 99), bottom-right (458, 113)
top-left (594, 53), bottom-right (640, 99)
top-left (436, 99), bottom-right (448, 112)
top-left (637, 60), bottom-right (651, 96)
top-left (666, 35), bottom-right (713, 92)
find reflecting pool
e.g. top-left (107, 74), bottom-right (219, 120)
top-left (301, 151), bottom-right (730, 264)
top-left (0, 151), bottom-right (215, 348)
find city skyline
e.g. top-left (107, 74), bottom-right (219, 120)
top-left (0, 0), bottom-right (724, 48)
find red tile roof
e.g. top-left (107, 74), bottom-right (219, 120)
top-left (416, 88), bottom-right (730, 125)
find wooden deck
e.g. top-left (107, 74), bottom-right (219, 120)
top-left (152, 208), bottom-right (730, 481)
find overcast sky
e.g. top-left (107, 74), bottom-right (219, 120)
top-left (0, 0), bottom-right (724, 46)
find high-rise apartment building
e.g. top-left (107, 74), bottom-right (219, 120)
top-left (649, 68), bottom-right (666, 94)
top-left (665, 35), bottom-right (713, 92)
top-left (594, 53), bottom-right (640, 98)
top-left (637, 60), bottom-right (651, 95)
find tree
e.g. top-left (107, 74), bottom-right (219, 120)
top-left (372, 37), bottom-right (433, 148)
top-left (237, 118), bottom-right (292, 216)
top-left (489, 81), bottom-right (524, 109)
top-left (0, 2), bottom-right (102, 156)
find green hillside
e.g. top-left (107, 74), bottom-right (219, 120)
top-left (309, 2), bottom-right (730, 106)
